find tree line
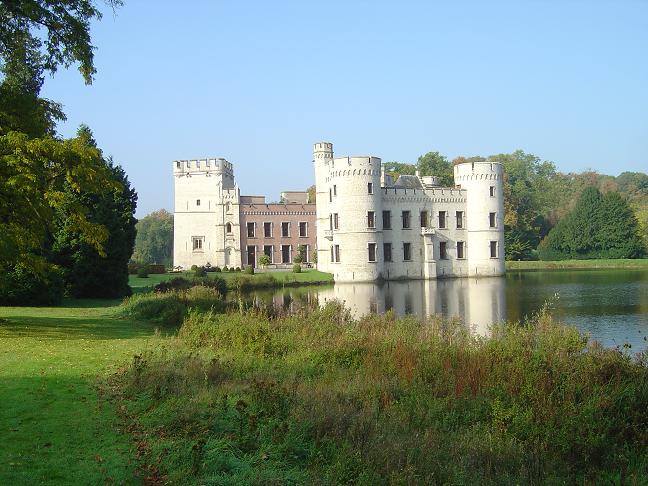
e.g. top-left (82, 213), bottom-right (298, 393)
top-left (0, 0), bottom-right (137, 305)
top-left (377, 151), bottom-right (647, 260)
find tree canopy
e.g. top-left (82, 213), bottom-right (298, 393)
top-left (132, 209), bottom-right (174, 267)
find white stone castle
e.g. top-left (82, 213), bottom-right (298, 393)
top-left (173, 142), bottom-right (505, 282)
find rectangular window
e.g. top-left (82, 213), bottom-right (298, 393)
top-left (490, 186), bottom-right (495, 197)
top-left (282, 222), bottom-right (290, 237)
top-left (246, 245), bottom-right (256, 267)
top-left (420, 210), bottom-right (428, 228)
top-left (367, 182), bottom-right (374, 194)
top-left (383, 211), bottom-right (391, 230)
top-left (384, 243), bottom-right (392, 262)
top-left (176, 161), bottom-right (181, 169)
top-left (456, 211), bottom-right (464, 229)
top-left (490, 241), bottom-right (498, 258)
top-left (440, 241), bottom-right (448, 259)
top-left (329, 214), bottom-right (333, 230)
top-left (402, 211), bottom-right (411, 229)
top-left (334, 244), bottom-right (340, 262)
top-left (333, 185), bottom-right (337, 196)
top-left (329, 188), bottom-right (332, 202)
top-left (330, 246), bottom-right (334, 262)
top-left (333, 213), bottom-right (339, 230)
top-left (264, 222), bottom-right (272, 238)
top-left (489, 212), bottom-right (496, 228)
top-left (403, 242), bottom-right (411, 261)
top-left (196, 199), bottom-right (201, 206)
top-left (281, 245), bottom-right (291, 263)
top-left (299, 222), bottom-right (308, 237)
top-left (303, 244), bottom-right (310, 263)
top-left (247, 222), bottom-right (255, 238)
top-left (192, 237), bottom-right (204, 252)
top-left (264, 245), bottom-right (273, 262)
top-left (457, 241), bottom-right (465, 259)
top-left (367, 211), bottom-right (375, 228)
top-left (438, 211), bottom-right (447, 229)
top-left (368, 243), bottom-right (376, 262)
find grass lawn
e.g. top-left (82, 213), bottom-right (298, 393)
top-left (0, 300), bottom-right (163, 484)
top-left (129, 269), bottom-right (334, 293)
top-left (506, 258), bottom-right (648, 271)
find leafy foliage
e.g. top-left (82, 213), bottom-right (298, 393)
top-left (131, 209), bottom-right (173, 266)
top-left (538, 187), bottom-right (645, 260)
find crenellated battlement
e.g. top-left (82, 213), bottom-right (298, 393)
top-left (173, 157), bottom-right (233, 176)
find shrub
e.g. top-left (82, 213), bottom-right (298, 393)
top-left (258, 254), bottom-right (271, 267)
top-left (191, 265), bottom-right (198, 271)
top-left (136, 267), bottom-right (149, 278)
top-left (193, 276), bottom-right (227, 296)
top-left (293, 264), bottom-right (302, 273)
top-left (120, 292), bottom-right (186, 326)
top-left (154, 277), bottom-right (192, 293)
top-left (213, 266), bottom-right (222, 272)
top-left (0, 265), bottom-right (65, 306)
top-left (194, 266), bottom-right (207, 278)
top-left (229, 267), bottom-right (236, 272)
top-left (223, 266), bottom-right (229, 272)
top-left (235, 267), bottom-right (241, 272)
top-left (244, 266), bottom-right (255, 275)
top-left (147, 264), bottom-right (166, 274)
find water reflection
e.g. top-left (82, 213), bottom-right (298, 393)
top-left (242, 269), bottom-right (648, 350)
top-left (317, 278), bottom-right (506, 336)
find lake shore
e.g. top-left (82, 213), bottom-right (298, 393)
top-left (506, 258), bottom-right (648, 271)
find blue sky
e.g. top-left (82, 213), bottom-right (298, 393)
top-left (41, 0), bottom-right (648, 217)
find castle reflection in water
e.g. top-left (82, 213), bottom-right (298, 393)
top-left (252, 277), bottom-right (507, 337)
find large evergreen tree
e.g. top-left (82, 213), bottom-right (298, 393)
top-left (538, 187), bottom-right (645, 260)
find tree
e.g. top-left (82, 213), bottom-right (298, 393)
top-left (416, 152), bottom-right (453, 186)
top-left (51, 128), bottom-right (137, 298)
top-left (0, 0), bottom-right (122, 85)
top-left (258, 254), bottom-right (271, 268)
top-left (306, 184), bottom-right (316, 203)
top-left (132, 209), bottom-right (174, 266)
top-left (538, 187), bottom-right (645, 260)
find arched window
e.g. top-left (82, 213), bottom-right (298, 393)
top-left (226, 223), bottom-right (232, 233)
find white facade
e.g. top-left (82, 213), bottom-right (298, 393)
top-left (313, 142), bottom-right (505, 282)
top-left (173, 158), bottom-right (242, 269)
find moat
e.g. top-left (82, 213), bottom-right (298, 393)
top-left (243, 269), bottom-right (648, 351)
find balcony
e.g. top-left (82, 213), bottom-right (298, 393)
top-left (324, 229), bottom-right (333, 240)
top-left (421, 227), bottom-right (435, 236)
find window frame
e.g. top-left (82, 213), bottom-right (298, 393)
top-left (367, 211), bottom-right (375, 229)
top-left (403, 242), bottom-right (412, 261)
top-left (368, 242), bottom-right (377, 262)
top-left (490, 240), bottom-right (498, 258)
top-left (438, 211), bottom-right (447, 229)
top-left (246, 222), bottom-right (256, 238)
top-left (264, 222), bottom-right (273, 238)
top-left (402, 211), bottom-right (411, 229)
top-left (281, 222), bottom-right (290, 237)
top-left (382, 210), bottom-right (391, 230)
top-left (367, 182), bottom-right (374, 195)
top-left (457, 241), bottom-right (465, 259)
top-left (456, 211), bottom-right (464, 229)
top-left (420, 210), bottom-right (429, 228)
top-left (439, 241), bottom-right (448, 260)
top-left (383, 242), bottom-right (392, 262)
top-left (299, 221), bottom-right (308, 237)
top-left (489, 212), bottom-right (496, 228)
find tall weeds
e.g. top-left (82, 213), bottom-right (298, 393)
top-left (116, 301), bottom-right (648, 484)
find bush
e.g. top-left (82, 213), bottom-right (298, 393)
top-left (154, 277), bottom-right (192, 293)
top-left (235, 267), bottom-right (241, 272)
top-left (211, 266), bottom-right (222, 273)
top-left (229, 267), bottom-right (236, 273)
top-left (136, 267), bottom-right (149, 278)
top-left (0, 265), bottom-right (65, 306)
top-left (223, 266), bottom-right (229, 272)
top-left (244, 266), bottom-right (255, 275)
top-left (191, 265), bottom-right (198, 271)
top-left (194, 266), bottom-right (207, 278)
top-left (193, 276), bottom-right (227, 296)
top-left (293, 263), bottom-right (302, 273)
top-left (258, 254), bottom-right (271, 267)
top-left (147, 264), bottom-right (166, 274)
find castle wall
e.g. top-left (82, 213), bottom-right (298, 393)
top-left (239, 203), bottom-right (317, 267)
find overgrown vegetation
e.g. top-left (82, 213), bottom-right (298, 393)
top-left (115, 302), bottom-right (648, 484)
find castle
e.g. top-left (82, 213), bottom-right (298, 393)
top-left (173, 142), bottom-right (505, 281)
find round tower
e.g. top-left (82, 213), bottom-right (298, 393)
top-left (328, 155), bottom-right (383, 282)
top-left (453, 161), bottom-right (505, 276)
top-left (313, 142), bottom-right (334, 272)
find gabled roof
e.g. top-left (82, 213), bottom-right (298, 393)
top-left (393, 174), bottom-right (423, 189)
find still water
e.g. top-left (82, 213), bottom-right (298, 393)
top-left (244, 269), bottom-right (648, 351)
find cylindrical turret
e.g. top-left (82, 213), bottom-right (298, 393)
top-left (328, 155), bottom-right (383, 282)
top-left (313, 142), bottom-right (334, 272)
top-left (453, 161), bottom-right (505, 276)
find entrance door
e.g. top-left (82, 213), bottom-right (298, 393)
top-left (247, 246), bottom-right (256, 267)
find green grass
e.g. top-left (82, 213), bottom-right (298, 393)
top-left (506, 258), bottom-right (648, 271)
top-left (129, 269), bottom-right (334, 293)
top-left (0, 301), bottom-right (163, 484)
